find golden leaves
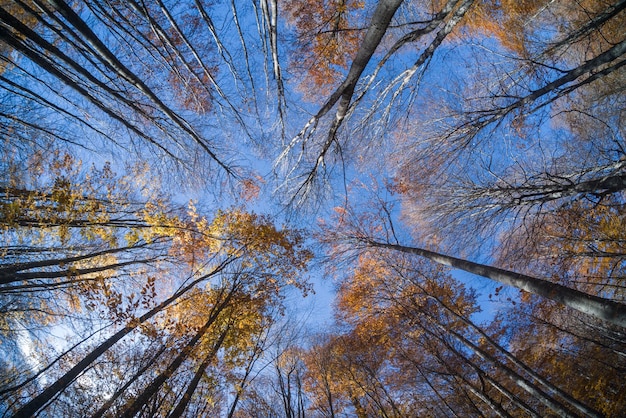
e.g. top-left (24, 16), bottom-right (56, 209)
top-left (335, 250), bottom-right (478, 349)
top-left (282, 0), bottom-right (366, 98)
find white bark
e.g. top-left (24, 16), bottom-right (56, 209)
top-left (365, 239), bottom-right (626, 328)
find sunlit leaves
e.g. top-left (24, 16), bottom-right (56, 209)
top-left (303, 251), bottom-right (485, 416)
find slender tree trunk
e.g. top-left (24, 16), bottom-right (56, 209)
top-left (464, 38), bottom-right (626, 140)
top-left (226, 335), bottom-right (267, 418)
top-left (281, 0), bottom-right (406, 203)
top-left (435, 353), bottom-right (512, 418)
top-left (478, 372), bottom-right (537, 418)
top-left (0, 5), bottom-right (180, 160)
top-left (420, 324), bottom-right (575, 418)
top-left (311, 0), bottom-right (404, 124)
top-left (1, 258), bottom-right (156, 285)
top-left (412, 365), bottom-right (461, 417)
top-left (277, 365), bottom-right (294, 418)
top-left (544, 0), bottom-right (626, 58)
top-left (456, 374), bottom-right (515, 418)
top-left (44, 0), bottom-right (232, 174)
top-left (365, 239), bottom-right (626, 327)
top-left (428, 318), bottom-right (580, 418)
top-left (467, 171), bottom-right (626, 208)
top-left (166, 323), bottom-right (231, 418)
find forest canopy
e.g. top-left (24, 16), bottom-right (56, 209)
top-left (1, 0), bottom-right (625, 416)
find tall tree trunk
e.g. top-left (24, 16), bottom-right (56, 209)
top-left (166, 323), bottom-right (231, 418)
top-left (0, 241), bottom-right (155, 276)
top-left (426, 322), bottom-right (563, 416)
top-left (0, 5), bottom-right (180, 160)
top-left (425, 290), bottom-right (603, 417)
top-left (313, 0), bottom-right (404, 123)
top-left (280, 0), bottom-right (405, 203)
top-left (1, 258), bottom-right (156, 285)
top-left (424, 313), bottom-right (587, 418)
top-left (365, 239), bottom-right (626, 327)
top-left (462, 170), bottom-right (626, 209)
top-left (453, 370), bottom-right (517, 417)
top-left (43, 0), bottom-right (232, 174)
top-left (463, 38), bottom-right (626, 141)
top-left (477, 371), bottom-right (536, 418)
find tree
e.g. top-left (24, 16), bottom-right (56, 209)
top-left (320, 203), bottom-right (626, 327)
top-left (497, 293), bottom-right (626, 417)
top-left (0, 0), bottom-right (233, 172)
top-left (283, 0), bottom-right (367, 97)
top-left (379, 1), bottom-right (626, 347)
top-left (495, 198), bottom-right (626, 300)
top-left (116, 287), bottom-right (235, 418)
top-left (0, 153), bottom-right (184, 395)
top-left (0, 153), bottom-right (178, 308)
top-left (389, 0), bottom-right (625, 240)
top-left (276, 0), bottom-right (476, 205)
top-left (226, 315), bottom-right (313, 418)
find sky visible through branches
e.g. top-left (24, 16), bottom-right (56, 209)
top-left (1, 0), bottom-right (625, 416)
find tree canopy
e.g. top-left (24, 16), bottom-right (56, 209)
top-left (1, 0), bottom-right (625, 416)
